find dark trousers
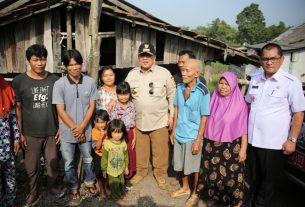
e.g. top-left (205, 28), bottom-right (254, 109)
top-left (247, 144), bottom-right (286, 207)
top-left (108, 173), bottom-right (125, 200)
top-left (24, 136), bottom-right (59, 197)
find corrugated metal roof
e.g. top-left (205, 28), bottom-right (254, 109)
top-left (249, 22), bottom-right (305, 51)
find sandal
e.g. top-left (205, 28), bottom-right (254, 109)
top-left (84, 184), bottom-right (98, 195)
top-left (49, 188), bottom-right (66, 199)
top-left (22, 195), bottom-right (40, 207)
top-left (184, 194), bottom-right (199, 207)
top-left (68, 190), bottom-right (81, 207)
top-left (171, 188), bottom-right (191, 198)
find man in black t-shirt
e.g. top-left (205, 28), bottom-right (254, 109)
top-left (12, 44), bottom-right (64, 206)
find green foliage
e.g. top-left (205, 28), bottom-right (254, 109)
top-left (192, 18), bottom-right (238, 46)
top-left (236, 3), bottom-right (266, 44)
top-left (186, 4), bottom-right (290, 47)
top-left (265, 21), bottom-right (290, 41)
top-left (202, 61), bottom-right (228, 91)
top-left (210, 61), bottom-right (228, 73)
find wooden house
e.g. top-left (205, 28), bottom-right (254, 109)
top-left (0, 0), bottom-right (259, 80)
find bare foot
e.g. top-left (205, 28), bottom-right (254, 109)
top-left (105, 187), bottom-right (111, 196)
top-left (99, 192), bottom-right (106, 199)
top-left (116, 197), bottom-right (127, 206)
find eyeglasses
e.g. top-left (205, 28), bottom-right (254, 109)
top-left (149, 82), bottom-right (154, 95)
top-left (261, 56), bottom-right (281, 63)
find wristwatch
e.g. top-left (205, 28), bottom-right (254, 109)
top-left (288, 137), bottom-right (297, 143)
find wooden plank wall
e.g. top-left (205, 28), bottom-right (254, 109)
top-left (164, 33), bottom-right (214, 64)
top-left (115, 20), bottom-right (157, 68)
top-left (52, 9), bottom-right (62, 73)
top-left (75, 8), bottom-right (91, 72)
top-left (0, 11), bottom-right (62, 74)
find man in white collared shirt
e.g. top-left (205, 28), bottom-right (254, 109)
top-left (246, 43), bottom-right (305, 207)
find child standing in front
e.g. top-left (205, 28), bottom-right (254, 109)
top-left (92, 110), bottom-right (110, 199)
top-left (110, 81), bottom-right (136, 189)
top-left (101, 119), bottom-right (129, 205)
top-left (96, 66), bottom-right (117, 112)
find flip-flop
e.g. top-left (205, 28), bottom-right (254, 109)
top-left (68, 191), bottom-right (81, 206)
top-left (22, 195), bottom-right (41, 207)
top-left (49, 188), bottom-right (66, 199)
top-left (84, 184), bottom-right (98, 195)
top-left (184, 194), bottom-right (199, 207)
top-left (171, 188), bottom-right (191, 198)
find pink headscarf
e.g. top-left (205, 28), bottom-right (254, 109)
top-left (204, 72), bottom-right (248, 142)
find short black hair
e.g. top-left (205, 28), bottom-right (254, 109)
top-left (94, 109), bottom-right (110, 122)
top-left (98, 65), bottom-right (115, 86)
top-left (261, 43), bottom-right (283, 57)
top-left (178, 50), bottom-right (196, 59)
top-left (116, 81), bottom-right (131, 95)
top-left (107, 119), bottom-right (127, 140)
top-left (62, 49), bottom-right (83, 67)
top-left (26, 44), bottom-right (48, 61)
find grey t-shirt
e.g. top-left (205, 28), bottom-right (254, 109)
top-left (52, 75), bottom-right (97, 143)
top-left (12, 73), bottom-right (59, 137)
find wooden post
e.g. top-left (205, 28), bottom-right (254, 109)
top-left (66, 4), bottom-right (73, 50)
top-left (88, 0), bottom-right (103, 81)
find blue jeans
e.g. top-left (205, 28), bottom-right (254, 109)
top-left (61, 141), bottom-right (95, 190)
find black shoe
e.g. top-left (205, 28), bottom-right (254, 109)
top-left (125, 180), bottom-right (133, 190)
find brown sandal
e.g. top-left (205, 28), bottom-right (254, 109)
top-left (84, 184), bottom-right (98, 194)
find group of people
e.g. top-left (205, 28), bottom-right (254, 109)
top-left (0, 41), bottom-right (304, 207)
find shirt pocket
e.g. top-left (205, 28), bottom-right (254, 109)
top-left (268, 88), bottom-right (284, 98)
top-left (267, 88), bottom-right (286, 105)
top-left (187, 108), bottom-right (200, 125)
top-left (80, 90), bottom-right (91, 105)
top-left (150, 82), bottom-right (164, 97)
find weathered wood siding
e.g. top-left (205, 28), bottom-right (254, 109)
top-left (115, 20), bottom-right (157, 68)
top-left (115, 19), bottom-right (217, 68)
top-left (164, 34), bottom-right (215, 64)
top-left (0, 11), bottom-right (62, 74)
top-left (75, 8), bottom-right (91, 72)
top-left (0, 7), bottom-right (219, 74)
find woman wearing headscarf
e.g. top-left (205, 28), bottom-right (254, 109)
top-left (201, 72), bottom-right (248, 207)
top-left (0, 75), bottom-right (20, 206)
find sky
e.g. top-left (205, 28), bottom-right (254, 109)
top-left (126, 0), bottom-right (305, 29)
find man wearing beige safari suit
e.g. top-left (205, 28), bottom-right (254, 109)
top-left (125, 43), bottom-right (176, 190)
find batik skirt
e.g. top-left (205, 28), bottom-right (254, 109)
top-left (201, 138), bottom-right (245, 206)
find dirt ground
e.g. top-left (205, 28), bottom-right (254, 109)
top-left (14, 154), bottom-right (207, 207)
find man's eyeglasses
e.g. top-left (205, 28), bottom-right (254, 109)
top-left (149, 82), bottom-right (154, 95)
top-left (261, 56), bottom-right (281, 63)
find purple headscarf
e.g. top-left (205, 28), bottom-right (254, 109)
top-left (204, 72), bottom-right (248, 142)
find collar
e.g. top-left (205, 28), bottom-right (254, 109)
top-left (181, 78), bottom-right (199, 92)
top-left (67, 74), bottom-right (83, 84)
top-left (261, 68), bottom-right (283, 82)
top-left (115, 100), bottom-right (132, 109)
top-left (140, 65), bottom-right (155, 73)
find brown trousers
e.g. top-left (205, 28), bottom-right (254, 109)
top-left (135, 127), bottom-right (169, 180)
top-left (24, 136), bottom-right (59, 196)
